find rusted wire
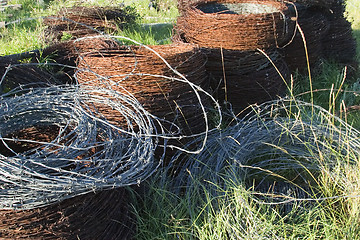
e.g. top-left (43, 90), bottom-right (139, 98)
top-left (0, 64), bottom-right (64, 93)
top-left (208, 48), bottom-right (290, 110)
top-left (76, 42), bottom-right (211, 136)
top-left (322, 9), bottom-right (357, 67)
top-left (174, 0), bottom-right (296, 51)
top-left (43, 6), bottom-right (137, 41)
top-left (284, 8), bottom-right (330, 72)
top-left (36, 37), bottom-right (122, 84)
top-left (0, 188), bottom-right (134, 239)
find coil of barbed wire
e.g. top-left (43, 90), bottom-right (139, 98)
top-left (0, 85), bottom-right (164, 209)
top-left (169, 99), bottom-right (360, 203)
top-left (174, 0), bottom-right (296, 51)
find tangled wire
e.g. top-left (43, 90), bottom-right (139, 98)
top-left (0, 85), bottom-right (164, 209)
top-left (169, 98), bottom-right (360, 205)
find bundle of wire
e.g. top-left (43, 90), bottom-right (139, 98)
top-left (76, 41), bottom-right (211, 137)
top-left (174, 0), bottom-right (296, 51)
top-left (0, 188), bottom-right (133, 239)
top-left (0, 85), bottom-right (163, 209)
top-left (169, 98), bottom-right (360, 206)
top-left (205, 47), bottom-right (290, 111)
top-left (322, 7), bottom-right (357, 67)
top-left (0, 64), bottom-right (65, 93)
top-left (43, 5), bottom-right (137, 41)
top-left (284, 8), bottom-right (330, 72)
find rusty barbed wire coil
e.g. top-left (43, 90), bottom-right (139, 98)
top-left (0, 188), bottom-right (134, 239)
top-left (283, 8), bottom-right (330, 72)
top-left (76, 41), bottom-right (212, 137)
top-left (174, 0), bottom-right (296, 51)
top-left (43, 6), bottom-right (138, 41)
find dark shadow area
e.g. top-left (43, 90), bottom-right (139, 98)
top-left (353, 29), bottom-right (360, 63)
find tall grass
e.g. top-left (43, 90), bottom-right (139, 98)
top-left (131, 98), bottom-right (360, 239)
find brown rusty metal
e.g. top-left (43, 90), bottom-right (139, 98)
top-left (174, 0), bottom-right (296, 51)
top-left (76, 42), bottom-right (210, 135)
top-left (0, 188), bottom-right (133, 240)
top-left (43, 6), bottom-right (136, 41)
top-left (284, 8), bottom-right (330, 72)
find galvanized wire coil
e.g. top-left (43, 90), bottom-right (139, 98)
top-left (169, 98), bottom-right (360, 203)
top-left (0, 85), bottom-right (162, 209)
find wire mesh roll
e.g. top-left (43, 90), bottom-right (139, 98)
top-left (37, 37), bottom-right (122, 84)
top-left (76, 42), bottom-right (210, 136)
top-left (43, 6), bottom-right (137, 41)
top-left (0, 188), bottom-right (133, 239)
top-left (174, 0), bottom-right (296, 51)
top-left (0, 85), bottom-right (162, 209)
top-left (322, 13), bottom-right (357, 67)
top-left (203, 47), bottom-right (289, 111)
top-left (284, 8), bottom-right (330, 72)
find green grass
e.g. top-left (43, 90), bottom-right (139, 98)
top-left (131, 98), bottom-right (360, 239)
top-left (122, 0), bottom-right (178, 24)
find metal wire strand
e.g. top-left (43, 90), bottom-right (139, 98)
top-left (0, 85), bottom-right (164, 209)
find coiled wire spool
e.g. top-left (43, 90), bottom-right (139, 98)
top-left (76, 42), bottom-right (210, 136)
top-left (0, 85), bottom-right (162, 209)
top-left (322, 3), bottom-right (357, 69)
top-left (0, 188), bottom-right (133, 239)
top-left (43, 6), bottom-right (137, 41)
top-left (284, 8), bottom-right (330, 72)
top-left (210, 48), bottom-right (290, 111)
top-left (174, 0), bottom-right (295, 51)
top-left (169, 99), bottom-right (360, 208)
top-left (0, 64), bottom-right (64, 93)
top-left (35, 37), bottom-right (122, 84)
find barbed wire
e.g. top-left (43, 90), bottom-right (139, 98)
top-left (168, 98), bottom-right (360, 205)
top-left (174, 0), bottom-right (296, 51)
top-left (0, 85), bottom-right (167, 209)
